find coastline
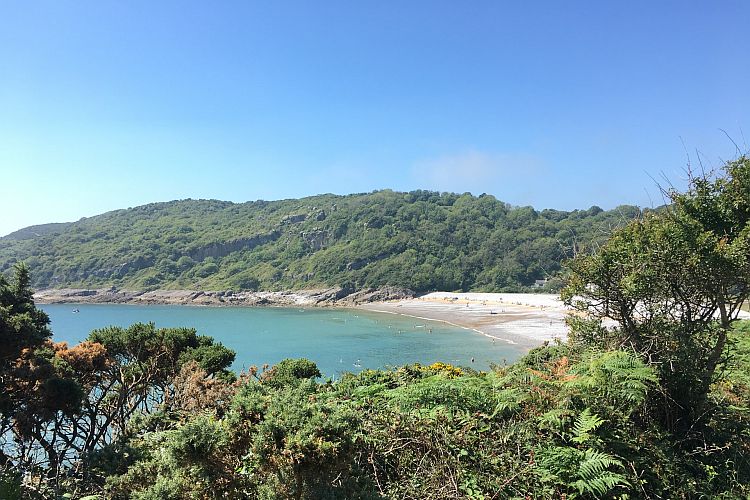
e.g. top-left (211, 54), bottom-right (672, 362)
top-left (358, 292), bottom-right (569, 348)
top-left (34, 287), bottom-right (570, 347)
top-left (33, 287), bottom-right (750, 348)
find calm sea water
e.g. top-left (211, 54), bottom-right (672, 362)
top-left (40, 304), bottom-right (523, 378)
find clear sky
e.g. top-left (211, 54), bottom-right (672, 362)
top-left (1, 1), bottom-right (748, 236)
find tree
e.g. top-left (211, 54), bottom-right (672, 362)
top-left (562, 156), bottom-right (750, 430)
top-left (0, 263), bottom-right (51, 382)
top-left (0, 263), bottom-right (53, 453)
top-left (69, 323), bottom-right (235, 460)
top-left (2, 314), bottom-right (237, 497)
top-left (0, 265), bottom-right (85, 494)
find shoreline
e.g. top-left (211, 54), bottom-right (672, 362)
top-left (34, 287), bottom-right (570, 347)
top-left (35, 287), bottom-right (750, 348)
top-left (32, 286), bottom-right (413, 307)
top-left (358, 292), bottom-right (569, 348)
top-left (359, 307), bottom-right (521, 345)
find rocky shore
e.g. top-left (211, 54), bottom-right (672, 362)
top-left (32, 286), bottom-right (416, 307)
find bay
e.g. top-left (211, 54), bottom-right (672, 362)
top-left (40, 304), bottom-right (523, 377)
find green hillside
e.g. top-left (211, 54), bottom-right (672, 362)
top-left (0, 190), bottom-right (642, 292)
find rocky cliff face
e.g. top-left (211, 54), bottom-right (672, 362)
top-left (188, 231), bottom-right (281, 261)
top-left (301, 229), bottom-right (329, 251)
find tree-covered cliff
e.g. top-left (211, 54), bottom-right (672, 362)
top-left (0, 190), bottom-right (642, 292)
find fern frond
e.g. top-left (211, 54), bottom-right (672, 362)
top-left (571, 408), bottom-right (604, 444)
top-left (577, 449), bottom-right (621, 479)
top-left (573, 470), bottom-right (629, 497)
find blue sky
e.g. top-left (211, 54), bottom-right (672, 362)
top-left (1, 1), bottom-right (748, 236)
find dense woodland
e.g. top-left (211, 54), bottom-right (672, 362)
top-left (1, 156), bottom-right (749, 498)
top-left (0, 191), bottom-right (644, 292)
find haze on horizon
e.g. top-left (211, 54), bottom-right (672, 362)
top-left (1, 1), bottom-right (748, 237)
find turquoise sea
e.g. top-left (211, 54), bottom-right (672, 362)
top-left (40, 304), bottom-right (523, 377)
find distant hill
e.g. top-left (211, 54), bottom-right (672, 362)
top-left (0, 190), bottom-right (643, 292)
top-left (2, 222), bottom-right (72, 241)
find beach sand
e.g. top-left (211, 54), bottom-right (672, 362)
top-left (359, 292), bottom-right (569, 348)
top-left (360, 293), bottom-right (750, 348)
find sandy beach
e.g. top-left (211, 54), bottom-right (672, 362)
top-left (359, 292), bottom-right (569, 348)
top-left (360, 293), bottom-right (750, 348)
